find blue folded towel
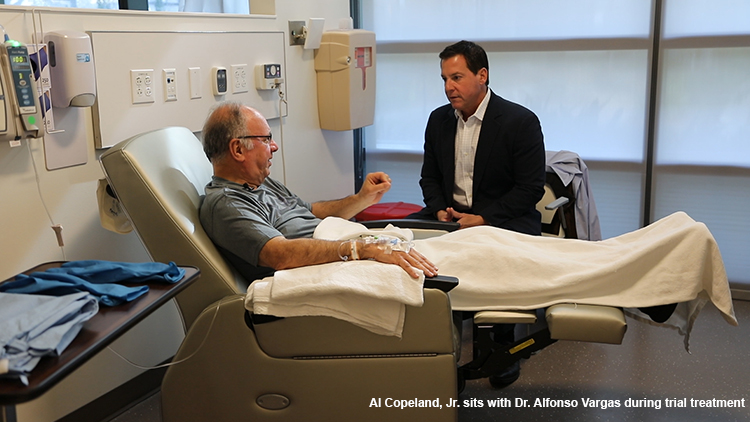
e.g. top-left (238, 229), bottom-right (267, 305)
top-left (0, 261), bottom-right (185, 306)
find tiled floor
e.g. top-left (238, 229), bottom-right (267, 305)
top-left (112, 299), bottom-right (750, 422)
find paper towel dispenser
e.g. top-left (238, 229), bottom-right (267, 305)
top-left (314, 29), bottom-right (375, 131)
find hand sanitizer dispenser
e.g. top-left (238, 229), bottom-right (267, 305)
top-left (44, 30), bottom-right (96, 108)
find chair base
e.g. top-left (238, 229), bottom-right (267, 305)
top-left (459, 304), bottom-right (627, 381)
top-left (162, 294), bottom-right (458, 422)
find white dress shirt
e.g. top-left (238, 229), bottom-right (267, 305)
top-left (453, 89), bottom-right (491, 209)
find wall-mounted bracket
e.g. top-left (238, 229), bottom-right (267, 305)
top-left (288, 19), bottom-right (325, 49)
top-left (288, 21), bottom-right (306, 46)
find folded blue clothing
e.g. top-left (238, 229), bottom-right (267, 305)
top-left (0, 291), bottom-right (99, 385)
top-left (54, 260), bottom-right (186, 283)
top-left (0, 261), bottom-right (185, 307)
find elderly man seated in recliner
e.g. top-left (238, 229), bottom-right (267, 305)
top-left (199, 101), bottom-right (438, 285)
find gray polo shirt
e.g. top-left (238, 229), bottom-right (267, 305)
top-left (200, 176), bottom-right (321, 281)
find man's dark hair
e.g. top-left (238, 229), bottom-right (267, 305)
top-left (439, 40), bottom-right (490, 86)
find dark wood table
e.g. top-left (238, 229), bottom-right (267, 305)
top-left (0, 261), bottom-right (200, 421)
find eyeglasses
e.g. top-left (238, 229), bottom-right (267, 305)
top-left (236, 134), bottom-right (273, 145)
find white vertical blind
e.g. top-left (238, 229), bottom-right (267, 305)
top-left (654, 2), bottom-right (750, 284)
top-left (363, 0), bottom-right (651, 41)
top-left (368, 53), bottom-right (446, 152)
top-left (656, 47), bottom-right (750, 167)
top-left (487, 50), bottom-right (649, 162)
top-left (663, 0), bottom-right (750, 37)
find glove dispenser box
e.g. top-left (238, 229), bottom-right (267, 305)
top-left (314, 29), bottom-right (375, 131)
top-left (44, 30), bottom-right (97, 108)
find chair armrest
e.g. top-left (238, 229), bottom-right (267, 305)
top-left (252, 288), bottom-right (455, 358)
top-left (545, 196), bottom-right (570, 211)
top-left (425, 274), bottom-right (459, 292)
top-left (361, 219), bottom-right (460, 232)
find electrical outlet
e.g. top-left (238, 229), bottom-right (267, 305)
top-left (231, 64), bottom-right (249, 94)
top-left (163, 68), bottom-right (177, 102)
top-left (131, 69), bottom-right (154, 105)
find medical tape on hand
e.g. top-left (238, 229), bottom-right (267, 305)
top-left (358, 234), bottom-right (413, 255)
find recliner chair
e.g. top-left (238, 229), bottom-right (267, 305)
top-left (100, 127), bottom-right (458, 422)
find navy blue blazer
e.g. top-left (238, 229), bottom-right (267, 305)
top-left (410, 92), bottom-right (546, 235)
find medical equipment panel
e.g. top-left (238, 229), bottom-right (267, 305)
top-left (0, 40), bottom-right (43, 143)
top-left (212, 66), bottom-right (227, 95)
top-left (255, 63), bottom-right (283, 90)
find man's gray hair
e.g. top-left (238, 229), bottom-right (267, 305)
top-left (202, 101), bottom-right (252, 162)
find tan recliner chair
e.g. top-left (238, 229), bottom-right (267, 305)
top-left (100, 127), bottom-right (458, 422)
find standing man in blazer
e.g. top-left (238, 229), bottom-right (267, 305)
top-left (409, 40), bottom-right (547, 389)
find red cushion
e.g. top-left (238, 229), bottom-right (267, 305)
top-left (355, 202), bottom-right (423, 221)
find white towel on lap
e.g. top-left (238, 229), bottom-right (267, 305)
top-left (245, 220), bottom-right (425, 337)
top-left (270, 260), bottom-right (423, 307)
top-left (246, 276), bottom-right (409, 337)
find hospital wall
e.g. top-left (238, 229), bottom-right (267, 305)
top-left (0, 1), bottom-right (352, 420)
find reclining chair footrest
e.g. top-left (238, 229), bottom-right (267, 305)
top-left (473, 310), bottom-right (537, 325)
top-left (546, 304), bottom-right (627, 344)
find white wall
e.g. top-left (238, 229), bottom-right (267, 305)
top-left (0, 1), bottom-right (352, 420)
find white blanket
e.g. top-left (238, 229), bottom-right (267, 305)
top-left (245, 212), bottom-right (737, 345)
top-left (245, 219), bottom-right (424, 337)
top-left (413, 211), bottom-right (736, 349)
